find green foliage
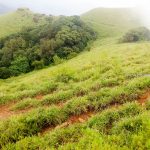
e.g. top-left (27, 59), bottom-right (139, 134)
top-left (9, 56), bottom-right (30, 75)
top-left (55, 68), bottom-right (75, 83)
top-left (0, 15), bottom-right (95, 79)
top-left (0, 67), bottom-right (11, 79)
top-left (31, 60), bottom-right (44, 70)
top-left (120, 27), bottom-right (150, 43)
top-left (53, 55), bottom-right (64, 65)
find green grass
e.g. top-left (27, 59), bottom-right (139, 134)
top-left (2, 103), bottom-right (150, 150)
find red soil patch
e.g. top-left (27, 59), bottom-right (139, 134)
top-left (68, 111), bottom-right (94, 124)
top-left (0, 102), bottom-right (32, 120)
top-left (35, 95), bottom-right (43, 100)
top-left (0, 105), bottom-right (15, 120)
top-left (0, 101), bottom-right (17, 120)
top-left (138, 91), bottom-right (150, 105)
top-left (41, 111), bottom-right (94, 135)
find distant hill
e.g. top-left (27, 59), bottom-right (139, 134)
top-left (0, 8), bottom-right (48, 38)
top-left (81, 8), bottom-right (142, 37)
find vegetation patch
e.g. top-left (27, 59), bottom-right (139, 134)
top-left (120, 27), bottom-right (150, 43)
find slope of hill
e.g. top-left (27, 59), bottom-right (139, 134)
top-left (0, 8), bottom-right (47, 38)
top-left (0, 8), bottom-right (150, 149)
top-left (82, 8), bottom-right (142, 37)
top-left (0, 39), bottom-right (150, 149)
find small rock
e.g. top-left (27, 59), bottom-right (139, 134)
top-left (78, 118), bottom-right (85, 123)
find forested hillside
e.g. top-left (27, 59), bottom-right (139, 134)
top-left (0, 13), bottom-right (95, 79)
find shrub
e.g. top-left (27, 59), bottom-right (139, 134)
top-left (0, 67), bottom-right (11, 79)
top-left (31, 60), bottom-right (44, 70)
top-left (120, 27), bottom-right (150, 43)
top-left (9, 56), bottom-right (30, 76)
top-left (55, 68), bottom-right (75, 83)
top-left (53, 55), bottom-right (64, 65)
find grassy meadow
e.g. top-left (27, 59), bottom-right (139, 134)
top-left (0, 8), bottom-right (150, 150)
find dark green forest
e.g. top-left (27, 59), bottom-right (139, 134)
top-left (0, 16), bottom-right (96, 79)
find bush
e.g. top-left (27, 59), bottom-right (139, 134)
top-left (53, 55), bottom-right (64, 65)
top-left (55, 68), bottom-right (75, 83)
top-left (9, 56), bottom-right (30, 76)
top-left (120, 27), bottom-right (150, 43)
top-left (0, 67), bottom-right (11, 79)
top-left (31, 60), bottom-right (44, 70)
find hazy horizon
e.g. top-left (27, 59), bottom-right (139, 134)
top-left (0, 0), bottom-right (150, 26)
top-left (0, 0), bottom-right (149, 16)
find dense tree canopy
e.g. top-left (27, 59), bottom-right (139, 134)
top-left (0, 16), bottom-right (96, 79)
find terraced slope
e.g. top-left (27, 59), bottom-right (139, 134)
top-left (0, 39), bottom-right (150, 149)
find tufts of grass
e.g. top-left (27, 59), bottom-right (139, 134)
top-left (10, 98), bottom-right (39, 111)
top-left (87, 102), bottom-right (143, 133)
top-left (63, 97), bottom-right (89, 116)
top-left (41, 90), bottom-right (74, 105)
top-left (0, 107), bottom-right (67, 147)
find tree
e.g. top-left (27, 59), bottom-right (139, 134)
top-left (9, 56), bottom-right (30, 76)
top-left (0, 67), bottom-right (11, 79)
top-left (40, 39), bottom-right (56, 65)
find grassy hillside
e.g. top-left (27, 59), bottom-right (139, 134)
top-left (82, 8), bottom-right (142, 37)
top-left (0, 8), bottom-right (47, 38)
top-left (0, 8), bottom-right (150, 149)
top-left (0, 40), bottom-right (150, 149)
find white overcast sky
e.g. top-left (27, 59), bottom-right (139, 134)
top-left (0, 0), bottom-right (150, 15)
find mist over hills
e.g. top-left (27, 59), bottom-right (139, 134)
top-left (0, 7), bottom-right (143, 38)
top-left (82, 7), bottom-right (142, 37)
